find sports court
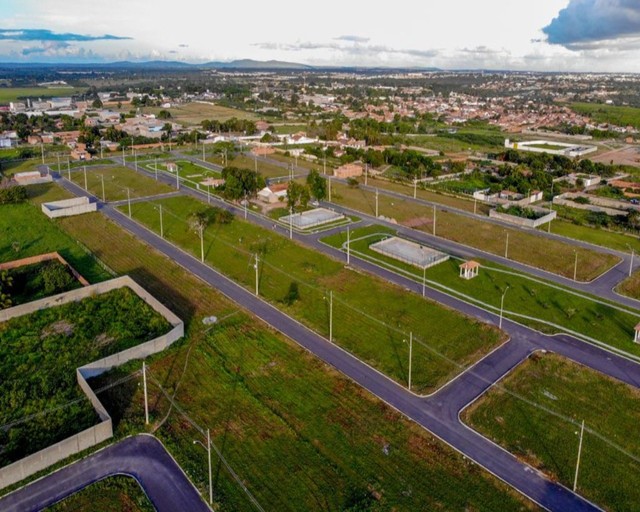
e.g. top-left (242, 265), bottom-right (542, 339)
top-left (280, 208), bottom-right (344, 229)
top-left (369, 236), bottom-right (449, 269)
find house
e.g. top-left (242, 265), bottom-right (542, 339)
top-left (334, 162), bottom-right (364, 179)
top-left (70, 143), bottom-right (91, 161)
top-left (257, 183), bottom-right (289, 204)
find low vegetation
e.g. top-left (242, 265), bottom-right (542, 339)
top-left (2, 260), bottom-right (80, 308)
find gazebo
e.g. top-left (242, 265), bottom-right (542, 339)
top-left (634, 323), bottom-right (640, 343)
top-left (459, 260), bottom-right (480, 280)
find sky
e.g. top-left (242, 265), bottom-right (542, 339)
top-left (1, 0), bottom-right (640, 72)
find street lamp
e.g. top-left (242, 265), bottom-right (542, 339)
top-left (573, 420), bottom-right (585, 492)
top-left (573, 250), bottom-right (578, 282)
top-left (193, 429), bottom-right (213, 505)
top-left (499, 285), bottom-right (510, 329)
top-left (324, 291), bottom-right (333, 342)
top-left (403, 332), bottom-right (413, 391)
top-left (627, 244), bottom-right (635, 277)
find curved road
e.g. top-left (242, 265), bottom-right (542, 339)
top-left (0, 435), bottom-right (209, 512)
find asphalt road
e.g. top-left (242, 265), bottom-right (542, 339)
top-left (0, 435), bottom-right (209, 512)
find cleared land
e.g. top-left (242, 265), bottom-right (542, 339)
top-left (329, 181), bottom-right (619, 281)
top-left (223, 154), bottom-right (290, 179)
top-left (0, 87), bottom-right (86, 105)
top-left (0, 287), bottom-right (170, 466)
top-left (137, 102), bottom-right (258, 126)
top-left (323, 225), bottom-right (640, 357)
top-left (46, 475), bottom-right (154, 512)
top-left (571, 102), bottom-right (640, 130)
top-left (53, 208), bottom-right (533, 511)
top-left (121, 194), bottom-right (503, 393)
top-left (68, 165), bottom-right (174, 202)
top-left (463, 353), bottom-right (640, 512)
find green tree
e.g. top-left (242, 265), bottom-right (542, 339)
top-left (157, 110), bottom-right (172, 120)
top-left (0, 270), bottom-right (13, 309)
top-left (40, 262), bottom-right (74, 296)
top-left (306, 169), bottom-right (327, 201)
top-left (286, 181), bottom-right (310, 211)
top-left (91, 98), bottom-right (103, 109)
top-left (221, 166), bottom-right (264, 201)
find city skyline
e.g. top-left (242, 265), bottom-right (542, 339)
top-left (1, 0), bottom-right (640, 72)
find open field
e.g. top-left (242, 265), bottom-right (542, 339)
top-left (571, 102), bottom-right (640, 130)
top-left (225, 154), bottom-right (291, 179)
top-left (405, 134), bottom-right (502, 154)
top-left (329, 181), bottom-right (620, 281)
top-left (265, 152), bottom-right (325, 173)
top-left (69, 165), bottom-right (174, 202)
top-left (616, 270), bottom-right (640, 300)
top-left (0, 287), bottom-right (170, 466)
top-left (47, 475), bottom-right (154, 512)
top-left (137, 102), bottom-right (258, 126)
top-left (463, 353), bottom-right (640, 511)
top-left (543, 216), bottom-right (640, 253)
top-left (0, 87), bottom-right (86, 105)
top-left (121, 194), bottom-right (503, 392)
top-left (323, 225), bottom-right (640, 357)
top-left (0, 192), bottom-right (110, 283)
top-left (53, 208), bottom-right (533, 511)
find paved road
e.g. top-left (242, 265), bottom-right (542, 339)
top-left (0, 435), bottom-right (209, 512)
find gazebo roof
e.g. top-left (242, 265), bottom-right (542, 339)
top-left (460, 260), bottom-right (480, 270)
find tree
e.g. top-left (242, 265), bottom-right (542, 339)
top-left (221, 166), bottom-right (264, 201)
top-left (188, 210), bottom-right (209, 236)
top-left (0, 270), bottom-right (12, 309)
top-left (40, 262), bottom-right (74, 296)
top-left (306, 169), bottom-right (327, 201)
top-left (91, 98), bottom-right (103, 109)
top-left (286, 181), bottom-right (310, 212)
top-left (158, 110), bottom-right (172, 120)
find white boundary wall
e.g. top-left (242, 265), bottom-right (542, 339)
top-left (42, 197), bottom-right (97, 218)
top-left (489, 208), bottom-right (557, 228)
top-left (0, 276), bottom-right (184, 489)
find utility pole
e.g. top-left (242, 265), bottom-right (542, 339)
top-left (142, 361), bottom-right (149, 425)
top-left (328, 178), bottom-right (332, 202)
top-left (244, 194), bottom-right (248, 220)
top-left (574, 251), bottom-right (578, 281)
top-left (176, 166), bottom-right (180, 190)
top-left (365, 163), bottom-right (368, 186)
top-left (474, 196), bottom-right (477, 215)
top-left (499, 286), bottom-right (509, 329)
top-left (127, 188), bottom-right (132, 218)
top-left (67, 160), bottom-right (71, 181)
top-left (433, 204), bottom-right (436, 236)
top-left (413, 179), bottom-right (417, 199)
top-left (100, 174), bottom-right (105, 202)
top-left (57, 153), bottom-right (60, 173)
top-left (323, 152), bottom-right (326, 175)
top-left (122, 146), bottom-right (126, 166)
top-left (254, 253), bottom-right (259, 296)
top-left (573, 420), bottom-right (585, 492)
top-left (505, 232), bottom-right (509, 259)
top-left (41, 143), bottom-right (44, 164)
top-left (199, 227), bottom-right (204, 262)
top-left (154, 159), bottom-right (158, 181)
top-left (83, 166), bottom-right (88, 190)
top-left (159, 204), bottom-right (164, 238)
top-left (100, 146), bottom-right (104, 159)
top-left (346, 226), bottom-right (350, 265)
top-left (628, 245), bottom-right (635, 277)
top-left (405, 332), bottom-right (413, 391)
top-left (375, 189), bottom-right (379, 218)
top-left (207, 429), bottom-right (212, 505)
top-left (289, 207), bottom-right (293, 239)
top-left (328, 291), bottom-right (333, 342)
top-left (422, 266), bottom-right (426, 297)
top-left (134, 150), bottom-right (138, 171)
top-left (203, 143), bottom-right (206, 162)
top-left (207, 184), bottom-right (211, 204)
top-left (254, 152), bottom-right (257, 173)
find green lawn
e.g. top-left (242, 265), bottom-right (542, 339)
top-left (0, 193), bottom-right (111, 283)
top-left (545, 216), bottom-right (640, 253)
top-left (136, 102), bottom-right (258, 126)
top-left (0, 287), bottom-right (170, 467)
top-left (55, 210), bottom-right (533, 511)
top-left (323, 225), bottom-right (640, 357)
top-left (616, 270), bottom-right (640, 300)
top-left (46, 475), bottom-right (154, 512)
top-left (571, 102), bottom-right (640, 130)
top-left (224, 154), bottom-right (289, 179)
top-left (68, 166), bottom-right (174, 202)
top-left (329, 182), bottom-right (620, 281)
top-left (463, 353), bottom-right (640, 511)
top-left (120, 194), bottom-right (504, 393)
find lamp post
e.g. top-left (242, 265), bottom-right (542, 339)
top-left (254, 253), bottom-right (259, 296)
top-left (193, 430), bottom-right (213, 505)
top-left (375, 189), bottom-right (379, 218)
top-left (324, 291), bottom-right (333, 342)
top-left (499, 285), bottom-right (509, 329)
top-left (433, 204), bottom-right (437, 236)
top-left (142, 361), bottom-right (149, 425)
top-left (573, 420), bottom-right (585, 492)
top-left (573, 250), bottom-right (578, 282)
top-left (289, 207), bottom-right (293, 240)
top-left (159, 204), bottom-right (164, 238)
top-left (122, 146), bottom-right (126, 166)
top-left (346, 226), bottom-right (350, 265)
top-left (413, 179), bottom-right (417, 199)
top-left (100, 174), bottom-right (105, 202)
top-left (403, 332), bottom-right (413, 391)
top-left (176, 165), bottom-right (180, 190)
top-left (422, 265), bottom-right (426, 297)
top-left (628, 244), bottom-right (635, 277)
top-left (83, 166), bottom-right (88, 190)
top-left (127, 188), bottom-right (132, 218)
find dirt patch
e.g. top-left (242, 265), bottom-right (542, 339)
top-left (94, 332), bottom-right (115, 348)
top-left (404, 217), bottom-right (433, 228)
top-left (41, 320), bottom-right (74, 339)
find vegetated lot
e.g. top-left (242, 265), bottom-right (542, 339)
top-left (323, 225), bottom-right (640, 357)
top-left (4, 260), bottom-right (81, 307)
top-left (571, 102), bottom-right (640, 130)
top-left (0, 87), bottom-right (86, 105)
top-left (404, 134), bottom-right (501, 154)
top-left (463, 353), bottom-right (640, 512)
top-left (69, 165), bottom-right (174, 202)
top-left (265, 152), bottom-right (324, 173)
top-left (329, 181), bottom-right (619, 281)
top-left (46, 475), bottom-right (154, 512)
top-left (0, 191), bottom-right (110, 284)
top-left (55, 211), bottom-right (533, 511)
top-left (121, 195), bottom-right (503, 393)
top-left (225, 154), bottom-right (289, 179)
top-left (138, 102), bottom-right (257, 125)
top-left (616, 270), bottom-right (640, 300)
top-left (158, 159), bottom-right (220, 180)
top-left (0, 287), bottom-right (170, 466)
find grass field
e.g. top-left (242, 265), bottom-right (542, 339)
top-left (0, 190), bottom-right (110, 283)
top-left (137, 102), bottom-right (258, 126)
top-left (53, 208), bottom-right (533, 511)
top-left (329, 181), bottom-right (619, 281)
top-left (616, 270), bottom-right (640, 300)
top-left (463, 353), bottom-right (640, 511)
top-left (571, 102), bottom-right (640, 129)
top-left (265, 152), bottom-right (325, 173)
top-left (68, 165), bottom-right (174, 202)
top-left (47, 475), bottom-right (154, 512)
top-left (121, 194), bottom-right (503, 393)
top-left (0, 87), bottom-right (86, 105)
top-left (544, 216), bottom-right (640, 253)
top-left (223, 154), bottom-right (291, 179)
top-left (323, 225), bottom-right (640, 357)
top-left (0, 287), bottom-right (170, 466)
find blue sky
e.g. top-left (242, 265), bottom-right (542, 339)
top-left (1, 0), bottom-right (640, 71)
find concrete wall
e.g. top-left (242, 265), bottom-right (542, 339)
top-left (42, 197), bottom-right (97, 219)
top-left (0, 276), bottom-right (184, 489)
top-left (0, 252), bottom-right (90, 286)
top-left (489, 208), bottom-right (556, 228)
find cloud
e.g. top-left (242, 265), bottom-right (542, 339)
top-left (542, 0), bottom-right (640, 48)
top-left (178, 44), bottom-right (189, 48)
top-left (0, 28), bottom-right (131, 42)
top-left (334, 35), bottom-right (370, 43)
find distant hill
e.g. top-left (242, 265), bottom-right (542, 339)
top-left (203, 59), bottom-right (314, 70)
